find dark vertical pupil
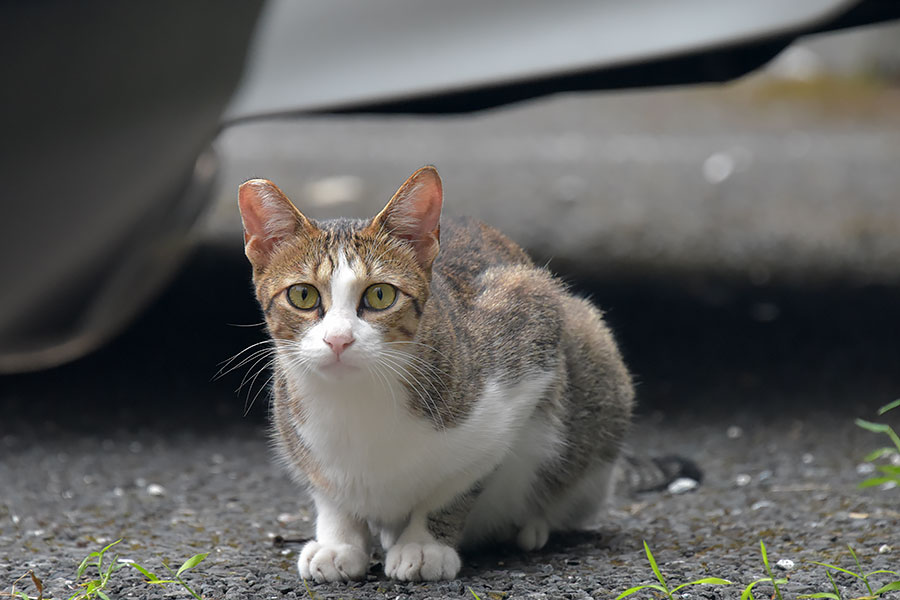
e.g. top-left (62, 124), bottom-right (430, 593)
top-left (376, 287), bottom-right (383, 300)
top-left (300, 287), bottom-right (308, 300)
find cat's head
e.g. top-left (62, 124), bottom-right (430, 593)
top-left (237, 166), bottom-right (442, 380)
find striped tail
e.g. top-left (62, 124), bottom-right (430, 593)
top-left (619, 452), bottom-right (703, 494)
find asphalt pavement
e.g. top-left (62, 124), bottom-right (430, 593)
top-left (2, 243), bottom-right (898, 599)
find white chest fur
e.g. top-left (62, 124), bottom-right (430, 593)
top-left (291, 367), bottom-right (556, 523)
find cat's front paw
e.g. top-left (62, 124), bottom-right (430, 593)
top-left (385, 542), bottom-right (461, 581)
top-left (298, 540), bottom-right (369, 583)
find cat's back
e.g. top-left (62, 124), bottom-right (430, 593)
top-left (432, 217), bottom-right (533, 295)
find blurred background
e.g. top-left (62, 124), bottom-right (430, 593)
top-left (2, 1), bottom-right (900, 427)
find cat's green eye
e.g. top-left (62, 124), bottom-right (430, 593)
top-left (363, 284), bottom-right (397, 310)
top-left (287, 284), bottom-right (320, 310)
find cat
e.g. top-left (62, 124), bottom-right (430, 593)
top-left (237, 166), bottom-right (635, 583)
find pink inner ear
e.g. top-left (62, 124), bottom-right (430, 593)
top-left (375, 167), bottom-right (443, 268)
top-left (238, 179), bottom-right (306, 265)
top-left (398, 179), bottom-right (442, 242)
top-left (386, 167), bottom-right (442, 235)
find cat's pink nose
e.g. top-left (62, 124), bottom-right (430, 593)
top-left (324, 333), bottom-right (355, 357)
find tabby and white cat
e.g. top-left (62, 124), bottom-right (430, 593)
top-left (238, 166), bottom-right (634, 583)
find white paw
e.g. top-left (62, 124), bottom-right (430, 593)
top-left (384, 542), bottom-right (461, 581)
top-left (298, 540), bottom-right (369, 583)
top-left (516, 518), bottom-right (550, 551)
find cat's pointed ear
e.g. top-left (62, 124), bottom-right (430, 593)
top-left (238, 179), bottom-right (315, 269)
top-left (371, 166), bottom-right (442, 270)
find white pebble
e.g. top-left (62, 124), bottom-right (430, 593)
top-left (146, 483), bottom-right (166, 497)
top-left (801, 453), bottom-right (814, 464)
top-left (277, 512), bottom-right (297, 524)
top-left (113, 487), bottom-right (125, 497)
top-left (702, 152), bottom-right (735, 184)
top-left (879, 544), bottom-right (892, 554)
top-left (776, 559), bottom-right (795, 570)
top-left (751, 500), bottom-right (773, 511)
top-left (726, 426), bottom-right (743, 439)
top-left (735, 474), bottom-right (752, 487)
top-left (881, 481), bottom-right (898, 490)
top-left (11, 514), bottom-right (20, 525)
top-left (856, 463), bottom-right (876, 475)
top-left (667, 478), bottom-right (699, 494)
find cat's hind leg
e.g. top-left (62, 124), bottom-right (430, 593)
top-left (514, 459), bottom-right (617, 551)
top-left (299, 494), bottom-right (371, 583)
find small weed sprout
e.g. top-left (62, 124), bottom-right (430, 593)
top-left (616, 540), bottom-right (731, 600)
top-left (7, 539), bottom-right (128, 600)
top-left (3, 541), bottom-right (210, 600)
top-left (856, 399), bottom-right (900, 489)
top-left (68, 538), bottom-right (127, 600)
top-left (741, 540), bottom-right (788, 600)
top-left (804, 545), bottom-right (900, 599)
top-left (127, 552), bottom-right (210, 600)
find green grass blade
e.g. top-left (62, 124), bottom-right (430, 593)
top-left (469, 588), bottom-right (482, 600)
top-left (128, 562), bottom-right (161, 582)
top-left (877, 399), bottom-right (900, 414)
top-left (643, 541), bottom-right (669, 591)
top-left (759, 541), bottom-right (786, 600)
top-left (76, 555), bottom-right (93, 579)
top-left (812, 562), bottom-right (863, 579)
top-left (103, 554), bottom-right (118, 579)
top-left (97, 591), bottom-right (111, 600)
top-left (98, 539), bottom-right (122, 555)
top-left (797, 594), bottom-right (840, 599)
top-left (875, 581), bottom-right (900, 594)
top-left (867, 569), bottom-right (899, 576)
top-left (176, 552), bottom-right (209, 577)
top-left (671, 578), bottom-right (732, 592)
top-left (741, 579), bottom-right (769, 600)
top-left (856, 419), bottom-right (891, 434)
top-left (858, 476), bottom-right (897, 489)
top-left (176, 576), bottom-right (205, 600)
top-left (760, 541), bottom-right (771, 571)
top-left (826, 569), bottom-right (842, 600)
top-left (302, 577), bottom-right (318, 600)
top-left (616, 584), bottom-right (666, 599)
top-left (847, 546), bottom-right (874, 596)
top-left (862, 448), bottom-right (898, 462)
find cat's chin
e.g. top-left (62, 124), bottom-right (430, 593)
top-left (313, 360), bottom-right (363, 381)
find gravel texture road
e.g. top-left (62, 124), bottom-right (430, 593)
top-left (3, 246), bottom-right (898, 600)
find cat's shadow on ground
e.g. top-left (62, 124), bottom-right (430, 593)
top-left (460, 527), bottom-right (633, 573)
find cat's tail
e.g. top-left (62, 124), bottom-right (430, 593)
top-left (617, 451), bottom-right (703, 494)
